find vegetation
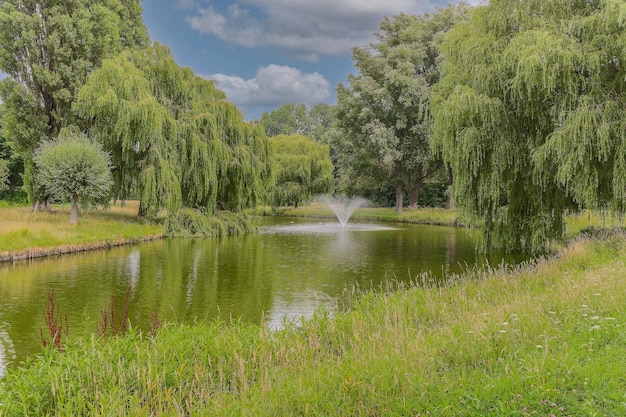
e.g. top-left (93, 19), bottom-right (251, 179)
top-left (0, 201), bottom-right (162, 253)
top-left (34, 132), bottom-right (113, 224)
top-left (1, 2), bottom-right (626, 415)
top-left (266, 135), bottom-right (334, 209)
top-left (0, 157), bottom-right (7, 192)
top-left (1, 234), bottom-right (625, 415)
top-left (335, 5), bottom-right (469, 213)
top-left (259, 202), bottom-right (468, 227)
top-left (0, 0), bottom-right (147, 206)
top-left (74, 43), bottom-right (272, 221)
top-left (258, 103), bottom-right (334, 143)
top-left (164, 208), bottom-right (256, 238)
top-left (432, 0), bottom-right (626, 252)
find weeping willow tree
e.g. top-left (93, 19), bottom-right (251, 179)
top-left (266, 134), bottom-right (334, 208)
top-left (74, 43), bottom-right (271, 220)
top-left (432, 0), bottom-right (626, 253)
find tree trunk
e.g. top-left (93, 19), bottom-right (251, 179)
top-left (409, 177), bottom-right (422, 207)
top-left (32, 197), bottom-right (51, 213)
top-left (70, 195), bottom-right (79, 224)
top-left (445, 163), bottom-right (453, 210)
top-left (395, 185), bottom-right (403, 214)
top-left (138, 200), bottom-right (147, 218)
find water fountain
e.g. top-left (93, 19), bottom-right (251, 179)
top-left (263, 195), bottom-right (395, 234)
top-left (320, 195), bottom-right (368, 228)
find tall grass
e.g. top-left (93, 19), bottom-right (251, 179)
top-left (0, 201), bottom-right (163, 253)
top-left (1, 233), bottom-right (625, 416)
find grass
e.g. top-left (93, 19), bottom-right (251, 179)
top-left (0, 201), bottom-right (163, 253)
top-left (564, 210), bottom-right (626, 238)
top-left (1, 232), bottom-right (625, 416)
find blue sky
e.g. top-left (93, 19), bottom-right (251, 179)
top-left (142, 0), bottom-right (476, 120)
top-left (0, 0), bottom-right (475, 120)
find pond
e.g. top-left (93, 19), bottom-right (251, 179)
top-left (0, 216), bottom-right (527, 377)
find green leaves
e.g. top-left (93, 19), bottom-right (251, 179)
top-left (75, 44), bottom-right (271, 219)
top-left (266, 134), bottom-right (334, 208)
top-left (336, 6), bottom-right (468, 211)
top-left (0, 0), bottom-right (148, 203)
top-left (433, 0), bottom-right (626, 252)
top-left (33, 131), bottom-right (113, 223)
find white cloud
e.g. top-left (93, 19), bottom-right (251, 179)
top-left (208, 64), bottom-right (331, 109)
top-left (185, 0), bottom-right (450, 61)
top-left (175, 0), bottom-right (197, 10)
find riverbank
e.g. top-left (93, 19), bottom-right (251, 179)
top-left (257, 203), bottom-right (470, 226)
top-left (0, 202), bottom-right (164, 261)
top-left (1, 232), bottom-right (625, 416)
top-left (261, 203), bottom-right (624, 239)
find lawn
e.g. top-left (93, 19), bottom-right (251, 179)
top-left (0, 201), bottom-right (163, 253)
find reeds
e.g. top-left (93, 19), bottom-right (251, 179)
top-left (40, 288), bottom-right (68, 351)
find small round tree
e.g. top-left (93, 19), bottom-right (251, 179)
top-left (34, 132), bottom-right (113, 224)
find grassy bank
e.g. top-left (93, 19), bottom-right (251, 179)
top-left (1, 233), bottom-right (625, 416)
top-left (263, 203), bottom-right (624, 238)
top-left (257, 202), bottom-right (468, 226)
top-left (0, 201), bottom-right (163, 255)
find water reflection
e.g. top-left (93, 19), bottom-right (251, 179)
top-left (0, 217), bottom-right (527, 375)
top-left (0, 327), bottom-right (15, 378)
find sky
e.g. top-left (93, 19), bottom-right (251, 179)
top-left (141, 0), bottom-right (475, 120)
top-left (0, 0), bottom-right (475, 120)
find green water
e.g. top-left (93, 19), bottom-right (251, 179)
top-left (0, 217), bottom-right (526, 376)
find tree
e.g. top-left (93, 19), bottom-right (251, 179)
top-left (0, 0), bottom-right (148, 206)
top-left (258, 103), bottom-right (335, 143)
top-left (74, 44), bottom-right (271, 219)
top-left (432, 0), bottom-right (626, 252)
top-left (266, 134), bottom-right (334, 208)
top-left (0, 157), bottom-right (7, 193)
top-left (259, 104), bottom-right (310, 137)
top-left (0, 110), bottom-right (7, 192)
top-left (335, 6), bottom-right (469, 213)
top-left (34, 132), bottom-right (113, 224)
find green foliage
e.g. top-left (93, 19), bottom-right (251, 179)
top-left (335, 6), bottom-right (469, 212)
top-left (33, 131), bottom-right (112, 222)
top-left (164, 208), bottom-right (256, 237)
top-left (266, 134), bottom-right (334, 208)
top-left (432, 0), bottom-right (626, 252)
top-left (0, 0), bottom-right (148, 203)
top-left (75, 44), bottom-right (271, 219)
top-left (258, 103), bottom-right (334, 143)
top-left (0, 157), bottom-right (8, 192)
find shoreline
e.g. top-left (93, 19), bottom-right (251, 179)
top-left (0, 233), bottom-right (165, 263)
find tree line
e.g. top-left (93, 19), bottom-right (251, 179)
top-left (2, 0), bottom-right (625, 251)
